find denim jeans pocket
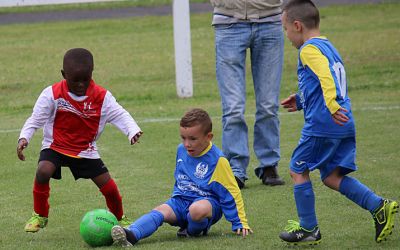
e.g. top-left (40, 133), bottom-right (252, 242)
top-left (213, 23), bottom-right (235, 30)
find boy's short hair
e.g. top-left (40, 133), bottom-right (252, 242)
top-left (63, 48), bottom-right (94, 71)
top-left (283, 0), bottom-right (319, 29)
top-left (180, 108), bottom-right (212, 135)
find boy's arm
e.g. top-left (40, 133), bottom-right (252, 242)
top-left (300, 44), bottom-right (341, 114)
top-left (209, 157), bottom-right (252, 234)
top-left (17, 138), bottom-right (28, 161)
top-left (331, 107), bottom-right (349, 126)
top-left (17, 87), bottom-right (54, 160)
top-left (281, 93), bottom-right (303, 112)
top-left (103, 91), bottom-right (142, 143)
top-left (19, 87), bottom-right (54, 143)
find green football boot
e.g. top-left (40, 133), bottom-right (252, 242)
top-left (24, 212), bottom-right (48, 233)
top-left (118, 215), bottom-right (131, 228)
top-left (373, 199), bottom-right (399, 243)
top-left (279, 220), bottom-right (321, 246)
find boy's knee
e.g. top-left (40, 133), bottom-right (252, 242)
top-left (290, 170), bottom-right (309, 184)
top-left (322, 169), bottom-right (343, 191)
top-left (188, 208), bottom-right (204, 221)
top-left (92, 172), bottom-right (111, 188)
top-left (188, 210), bottom-right (203, 222)
top-left (153, 204), bottom-right (175, 224)
top-left (36, 161), bottom-right (56, 182)
top-left (289, 171), bottom-right (296, 179)
top-left (322, 176), bottom-right (341, 191)
top-left (322, 178), bottom-right (332, 188)
top-left (189, 201), bottom-right (212, 221)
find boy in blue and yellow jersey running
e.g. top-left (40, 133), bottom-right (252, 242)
top-left (111, 108), bottom-right (252, 247)
top-left (279, 0), bottom-right (398, 246)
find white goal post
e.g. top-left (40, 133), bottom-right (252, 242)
top-left (173, 0), bottom-right (193, 98)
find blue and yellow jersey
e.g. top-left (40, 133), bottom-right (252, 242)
top-left (296, 37), bottom-right (355, 138)
top-left (172, 142), bottom-right (250, 231)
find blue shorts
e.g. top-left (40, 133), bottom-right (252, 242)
top-left (165, 196), bottom-right (223, 229)
top-left (290, 135), bottom-right (357, 180)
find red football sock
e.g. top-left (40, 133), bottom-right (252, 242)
top-left (33, 178), bottom-right (50, 217)
top-left (100, 178), bottom-right (123, 220)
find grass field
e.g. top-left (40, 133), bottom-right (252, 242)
top-left (0, 2), bottom-right (399, 250)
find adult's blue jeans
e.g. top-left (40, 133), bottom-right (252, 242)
top-left (214, 21), bottom-right (284, 180)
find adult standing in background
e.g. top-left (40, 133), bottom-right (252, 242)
top-left (210, 0), bottom-right (285, 188)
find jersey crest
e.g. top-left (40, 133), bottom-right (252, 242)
top-left (194, 162), bottom-right (209, 179)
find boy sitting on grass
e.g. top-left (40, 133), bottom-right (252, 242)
top-left (111, 108), bottom-right (252, 247)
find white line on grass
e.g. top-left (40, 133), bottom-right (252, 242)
top-left (1, 105), bottom-right (399, 134)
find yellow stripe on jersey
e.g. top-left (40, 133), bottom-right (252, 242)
top-left (53, 148), bottom-right (81, 158)
top-left (300, 43), bottom-right (341, 114)
top-left (209, 157), bottom-right (250, 229)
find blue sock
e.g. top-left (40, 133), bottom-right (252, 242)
top-left (127, 210), bottom-right (164, 241)
top-left (294, 181), bottom-right (318, 231)
top-left (339, 176), bottom-right (382, 212)
top-left (187, 212), bottom-right (209, 236)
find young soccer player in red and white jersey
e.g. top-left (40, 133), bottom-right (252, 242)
top-left (17, 48), bottom-right (143, 233)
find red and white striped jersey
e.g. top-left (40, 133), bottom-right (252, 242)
top-left (19, 79), bottom-right (141, 159)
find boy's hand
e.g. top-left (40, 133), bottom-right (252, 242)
top-left (332, 107), bottom-right (349, 126)
top-left (236, 228), bottom-right (253, 238)
top-left (281, 94), bottom-right (297, 112)
top-left (130, 131), bottom-right (143, 145)
top-left (17, 138), bottom-right (28, 161)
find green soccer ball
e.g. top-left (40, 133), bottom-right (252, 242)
top-left (79, 209), bottom-right (118, 247)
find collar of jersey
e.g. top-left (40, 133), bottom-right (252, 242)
top-left (68, 92), bottom-right (88, 102)
top-left (310, 36), bottom-right (327, 40)
top-left (195, 142), bottom-right (212, 157)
